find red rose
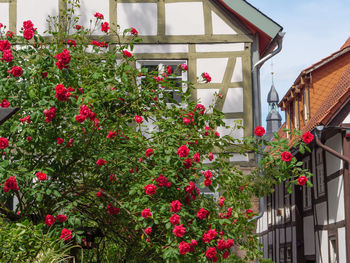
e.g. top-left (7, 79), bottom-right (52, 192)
top-left (75, 115), bottom-right (86, 123)
top-left (6, 31), bottom-right (14, 39)
top-left (23, 20), bottom-right (34, 30)
top-left (27, 136), bottom-right (32, 142)
top-left (154, 76), bottom-right (163, 82)
top-left (66, 139), bottom-right (74, 147)
top-left (145, 148), bottom-right (154, 157)
top-left (173, 224), bottom-right (186, 237)
top-left (204, 178), bottom-right (212, 187)
top-left (223, 251), bottom-right (230, 259)
top-left (197, 208), bottom-right (208, 220)
top-left (156, 174), bottom-right (168, 187)
top-left (54, 49), bottom-right (71, 70)
top-left (177, 145), bottom-right (189, 158)
top-left (246, 209), bottom-right (254, 218)
top-left (130, 27), bottom-right (138, 35)
top-left (180, 64), bottom-right (188, 71)
top-left (297, 176), bottom-right (308, 186)
top-left (0, 137), bottom-right (9, 149)
top-left (101, 22), bottom-right (109, 32)
top-left (178, 241), bottom-right (191, 254)
top-left (281, 151), bottom-right (293, 162)
top-left (0, 99), bottom-right (10, 108)
top-left (1, 49), bottom-right (13, 62)
top-left (205, 247), bottom-right (217, 259)
top-left (302, 131), bottom-right (314, 144)
top-left (75, 25), bottom-right (82, 30)
top-left (183, 158), bottom-right (192, 169)
top-left (144, 227), bottom-right (152, 235)
top-left (217, 239), bottom-right (226, 250)
top-left (226, 239), bottom-right (234, 248)
top-left (193, 152), bottom-right (200, 163)
top-left (60, 228), bottom-right (72, 241)
top-left (204, 170), bottom-right (213, 179)
top-left (55, 84), bottom-right (71, 101)
top-left (190, 240), bottom-right (198, 247)
top-left (254, 126), bottom-right (265, 137)
top-left (123, 50), bottom-right (132, 57)
top-left (44, 107), bottom-right (57, 123)
top-left (41, 72), bottom-right (48, 78)
top-left (134, 115), bottom-right (143, 123)
top-left (44, 214), bottom-right (55, 226)
top-left (96, 159), bottom-right (107, 166)
top-left (67, 39), bottom-right (76, 47)
top-left (106, 130), bottom-right (117, 139)
top-left (201, 72), bottom-right (211, 83)
top-left (94, 12), bottom-right (104, 19)
top-left (208, 152), bottom-right (214, 161)
top-left (183, 117), bottom-right (191, 125)
top-left (23, 29), bottom-right (34, 40)
top-left (36, 172), bottom-right (47, 181)
top-left (107, 203), bottom-right (120, 215)
top-left (202, 229), bottom-right (217, 243)
top-left (169, 213), bottom-right (180, 225)
top-left (170, 200), bottom-right (182, 213)
top-left (219, 196), bottom-right (225, 206)
top-left (144, 184), bottom-right (157, 195)
top-left (141, 208), bottom-right (152, 219)
top-left (9, 66), bottom-right (23, 77)
top-left (96, 188), bottom-right (104, 197)
top-left (57, 137), bottom-right (64, 145)
top-left (194, 104), bottom-right (205, 115)
top-left (56, 214), bottom-right (67, 222)
top-left (0, 40), bottom-right (11, 51)
top-left (4, 176), bottom-right (19, 192)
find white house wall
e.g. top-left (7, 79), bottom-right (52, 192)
top-left (303, 216), bottom-right (315, 255)
top-left (196, 58), bottom-right (228, 83)
top-left (217, 119), bottom-right (244, 140)
top-left (211, 11), bottom-right (237, 35)
top-left (117, 3), bottom-right (157, 36)
top-left (132, 44), bottom-right (189, 54)
top-left (17, 0), bottom-right (58, 35)
top-left (0, 3), bottom-right (9, 29)
top-left (165, 2), bottom-right (204, 35)
top-left (195, 43), bottom-right (244, 52)
top-left (342, 112), bottom-right (350, 124)
top-left (222, 88), bottom-right (243, 113)
top-left (327, 176), bottom-right (345, 224)
top-left (231, 57), bottom-right (243, 83)
top-left (338, 227), bottom-right (347, 263)
top-left (315, 202), bottom-right (328, 225)
top-left (196, 89), bottom-right (219, 114)
top-left (315, 230), bottom-right (329, 263)
top-left (325, 133), bottom-right (343, 176)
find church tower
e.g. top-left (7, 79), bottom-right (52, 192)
top-left (266, 72), bottom-right (282, 140)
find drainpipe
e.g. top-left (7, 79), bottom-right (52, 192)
top-left (251, 31), bottom-right (285, 221)
top-left (315, 137), bottom-right (350, 164)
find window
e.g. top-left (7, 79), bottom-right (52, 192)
top-left (280, 247), bottom-right (285, 263)
top-left (316, 148), bottom-right (325, 197)
top-left (136, 60), bottom-right (187, 104)
top-left (329, 237), bottom-right (337, 263)
top-left (286, 245), bottom-right (292, 263)
top-left (303, 156), bottom-right (312, 210)
top-left (303, 89), bottom-right (308, 123)
top-left (267, 195), bottom-right (272, 226)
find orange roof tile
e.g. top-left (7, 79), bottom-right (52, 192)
top-left (340, 37), bottom-right (350, 50)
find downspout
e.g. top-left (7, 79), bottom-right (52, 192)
top-left (251, 31), bottom-right (285, 221)
top-left (315, 137), bottom-right (350, 165)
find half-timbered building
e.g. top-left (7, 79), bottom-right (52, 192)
top-left (257, 37), bottom-right (350, 263)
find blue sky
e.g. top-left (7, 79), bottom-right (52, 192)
top-left (247, 0), bottom-right (350, 126)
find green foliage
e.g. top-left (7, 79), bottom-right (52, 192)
top-left (0, 1), bottom-right (312, 262)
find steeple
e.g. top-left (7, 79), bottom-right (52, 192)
top-left (266, 70), bottom-right (282, 139)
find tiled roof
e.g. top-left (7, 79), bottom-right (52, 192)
top-left (340, 37), bottom-right (350, 50)
top-left (302, 65), bottom-right (350, 133)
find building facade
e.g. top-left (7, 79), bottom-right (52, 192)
top-left (257, 38), bottom-right (350, 263)
top-left (0, 0), bottom-right (283, 163)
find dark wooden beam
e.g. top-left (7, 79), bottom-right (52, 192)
top-left (0, 108), bottom-right (19, 126)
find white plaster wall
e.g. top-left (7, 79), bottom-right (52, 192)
top-left (280, 228), bottom-right (285, 243)
top-left (117, 3), bottom-right (157, 36)
top-left (286, 227), bottom-right (292, 242)
top-left (303, 216), bottom-right (315, 255)
top-left (327, 176), bottom-right (345, 224)
top-left (342, 112), bottom-right (350, 123)
top-left (315, 202), bottom-right (328, 225)
top-left (315, 230), bottom-right (329, 263)
top-left (268, 231), bottom-right (273, 245)
top-left (197, 58), bottom-right (228, 83)
top-left (195, 43), bottom-right (244, 52)
top-left (229, 153), bottom-right (248, 162)
top-left (263, 235), bottom-right (268, 259)
top-left (325, 133), bottom-right (343, 176)
top-left (216, 119), bottom-right (244, 140)
top-left (196, 89), bottom-right (219, 114)
top-left (211, 11), bottom-right (237, 35)
top-left (0, 3), bottom-right (9, 28)
top-left (231, 57), bottom-right (243, 83)
top-left (338, 227), bottom-right (347, 263)
top-left (222, 88), bottom-right (243, 113)
top-left (132, 44), bottom-right (188, 54)
top-left (165, 2), bottom-right (204, 35)
top-left (74, 0), bottom-right (109, 35)
top-left (17, 0), bottom-right (59, 35)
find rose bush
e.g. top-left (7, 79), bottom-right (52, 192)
top-left (0, 2), bottom-right (313, 262)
